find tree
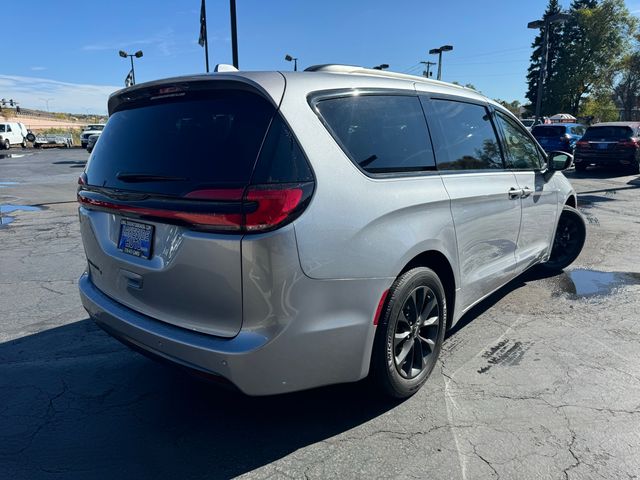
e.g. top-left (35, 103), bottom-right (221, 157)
top-left (579, 90), bottom-right (619, 122)
top-left (525, 0), bottom-right (563, 116)
top-left (551, 0), bottom-right (637, 115)
top-left (613, 51), bottom-right (640, 120)
top-left (495, 99), bottom-right (522, 116)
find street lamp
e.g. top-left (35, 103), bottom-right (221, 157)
top-left (119, 49), bottom-right (144, 85)
top-left (429, 45), bottom-right (453, 81)
top-left (372, 64), bottom-right (390, 70)
top-left (528, 13), bottom-right (571, 122)
top-left (284, 54), bottom-right (298, 71)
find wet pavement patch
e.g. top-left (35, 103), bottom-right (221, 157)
top-left (554, 269), bottom-right (640, 298)
top-left (477, 339), bottom-right (532, 374)
top-left (0, 204), bottom-right (42, 226)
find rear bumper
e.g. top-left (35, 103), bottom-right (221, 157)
top-left (79, 272), bottom-right (389, 395)
top-left (574, 152), bottom-right (636, 165)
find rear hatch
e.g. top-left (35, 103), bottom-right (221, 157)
top-left (531, 125), bottom-right (568, 151)
top-left (576, 125), bottom-right (638, 158)
top-left (78, 76), bottom-right (313, 337)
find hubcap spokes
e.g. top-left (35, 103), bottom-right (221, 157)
top-left (394, 286), bottom-right (440, 379)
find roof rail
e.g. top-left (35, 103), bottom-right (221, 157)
top-left (303, 64), bottom-right (463, 87)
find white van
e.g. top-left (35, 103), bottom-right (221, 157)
top-left (0, 122), bottom-right (28, 149)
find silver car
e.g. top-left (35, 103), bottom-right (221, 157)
top-left (78, 65), bottom-right (585, 397)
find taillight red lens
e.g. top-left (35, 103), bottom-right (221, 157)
top-left (576, 140), bottom-right (589, 147)
top-left (618, 138), bottom-right (639, 148)
top-left (245, 185), bottom-right (305, 232)
top-left (78, 181), bottom-right (313, 233)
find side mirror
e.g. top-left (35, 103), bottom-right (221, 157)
top-left (547, 151), bottom-right (573, 171)
top-left (25, 133), bottom-right (36, 142)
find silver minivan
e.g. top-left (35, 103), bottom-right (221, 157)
top-left (78, 65), bottom-right (585, 397)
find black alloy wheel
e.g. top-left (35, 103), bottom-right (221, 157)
top-left (544, 205), bottom-right (586, 271)
top-left (371, 267), bottom-right (447, 398)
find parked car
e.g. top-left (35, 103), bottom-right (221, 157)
top-left (80, 124), bottom-right (105, 148)
top-left (33, 133), bottom-right (73, 148)
top-left (531, 123), bottom-right (585, 154)
top-left (574, 122), bottom-right (640, 173)
top-left (0, 121), bottom-right (28, 149)
top-left (77, 65), bottom-right (585, 398)
top-left (86, 133), bottom-right (101, 153)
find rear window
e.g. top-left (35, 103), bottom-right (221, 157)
top-left (427, 99), bottom-right (503, 170)
top-left (314, 94), bottom-right (436, 175)
top-left (85, 90), bottom-right (276, 195)
top-left (582, 126), bottom-right (634, 140)
top-left (531, 125), bottom-right (566, 137)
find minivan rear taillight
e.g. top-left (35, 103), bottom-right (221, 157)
top-left (77, 181), bottom-right (314, 234)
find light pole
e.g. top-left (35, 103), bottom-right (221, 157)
top-left (372, 64), bottom-right (389, 70)
top-left (119, 50), bottom-right (143, 85)
top-left (285, 54), bottom-right (298, 71)
top-left (39, 97), bottom-right (53, 112)
top-left (429, 45), bottom-right (453, 81)
top-left (528, 13), bottom-right (570, 122)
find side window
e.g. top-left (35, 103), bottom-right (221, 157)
top-left (572, 126), bottom-right (585, 136)
top-left (0, 125), bottom-right (5, 133)
top-left (426, 99), bottom-right (503, 170)
top-left (6, 124), bottom-right (12, 132)
top-left (495, 112), bottom-right (543, 170)
top-left (314, 95), bottom-right (435, 175)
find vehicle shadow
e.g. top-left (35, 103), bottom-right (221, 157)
top-left (564, 167), bottom-right (636, 180)
top-left (447, 265), bottom-right (558, 337)
top-left (0, 320), bottom-right (401, 479)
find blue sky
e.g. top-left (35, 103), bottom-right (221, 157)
top-left (3, 0), bottom-right (640, 114)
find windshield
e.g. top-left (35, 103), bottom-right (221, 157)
top-left (582, 126), bottom-right (633, 140)
top-left (85, 125), bottom-right (105, 131)
top-left (85, 90), bottom-right (275, 196)
top-left (532, 126), bottom-right (566, 137)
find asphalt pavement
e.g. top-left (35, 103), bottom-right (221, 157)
top-left (1, 148), bottom-right (639, 479)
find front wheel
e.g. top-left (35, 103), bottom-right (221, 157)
top-left (371, 267), bottom-right (447, 398)
top-left (543, 205), bottom-right (586, 271)
top-left (3, 139), bottom-right (10, 150)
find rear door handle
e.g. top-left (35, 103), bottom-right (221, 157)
top-left (508, 187), bottom-right (523, 199)
top-left (521, 187), bottom-right (534, 198)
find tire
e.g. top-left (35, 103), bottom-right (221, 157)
top-left (628, 160), bottom-right (640, 175)
top-left (543, 205), bottom-right (586, 271)
top-left (3, 139), bottom-right (10, 150)
top-left (371, 267), bottom-right (447, 398)
top-left (21, 138), bottom-right (27, 149)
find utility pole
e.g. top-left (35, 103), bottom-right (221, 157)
top-left (420, 61), bottom-right (437, 78)
top-left (528, 13), bottom-right (570, 122)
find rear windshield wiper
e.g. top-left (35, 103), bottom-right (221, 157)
top-left (116, 173), bottom-right (188, 183)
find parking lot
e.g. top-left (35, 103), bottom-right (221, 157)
top-left (1, 148), bottom-right (639, 479)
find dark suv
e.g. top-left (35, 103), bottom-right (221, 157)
top-left (574, 122), bottom-right (640, 173)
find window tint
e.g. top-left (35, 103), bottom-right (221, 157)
top-left (85, 90), bottom-right (275, 196)
top-left (582, 126), bottom-right (633, 140)
top-left (315, 95), bottom-right (435, 174)
top-left (532, 125), bottom-right (565, 137)
top-left (251, 114), bottom-right (313, 183)
top-left (5, 124), bottom-right (11, 132)
top-left (0, 125), bottom-right (5, 133)
top-left (427, 99), bottom-right (503, 170)
top-left (495, 112), bottom-right (543, 170)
